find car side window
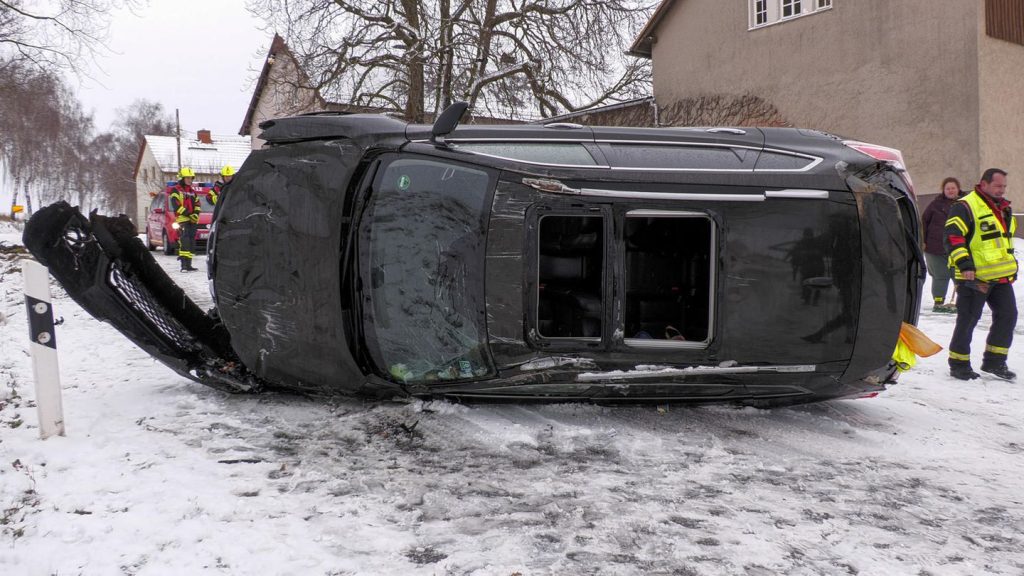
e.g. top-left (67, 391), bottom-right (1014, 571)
top-left (537, 214), bottom-right (605, 340)
top-left (623, 211), bottom-right (714, 348)
top-left (529, 205), bottom-right (715, 349)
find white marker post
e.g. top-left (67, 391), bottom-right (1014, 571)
top-left (22, 260), bottom-right (66, 439)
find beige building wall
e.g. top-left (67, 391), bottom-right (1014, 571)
top-left (134, 148), bottom-right (172, 228)
top-left (247, 53), bottom-right (321, 149)
top-left (977, 10), bottom-right (1024, 206)
top-left (651, 0), bottom-right (980, 198)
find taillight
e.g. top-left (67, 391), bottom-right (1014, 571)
top-left (843, 140), bottom-right (915, 196)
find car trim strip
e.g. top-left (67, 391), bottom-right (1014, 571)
top-left (578, 188), bottom-right (765, 202)
top-left (524, 179), bottom-right (831, 202)
top-left (765, 189), bottom-right (831, 199)
top-left (625, 209), bottom-right (710, 217)
top-left (576, 364), bottom-right (817, 382)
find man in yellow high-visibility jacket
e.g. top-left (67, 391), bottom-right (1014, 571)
top-left (944, 168), bottom-right (1017, 381)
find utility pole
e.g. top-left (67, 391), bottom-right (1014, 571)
top-left (176, 108), bottom-right (182, 173)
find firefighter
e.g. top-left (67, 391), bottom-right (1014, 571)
top-left (210, 165), bottom-right (234, 205)
top-left (944, 168), bottom-right (1017, 381)
top-left (169, 167), bottom-right (201, 272)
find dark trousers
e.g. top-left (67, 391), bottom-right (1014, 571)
top-left (925, 252), bottom-right (952, 303)
top-left (949, 281), bottom-right (1017, 367)
top-left (178, 222), bottom-right (196, 259)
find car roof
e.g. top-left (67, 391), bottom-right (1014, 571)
top-left (255, 112), bottom-right (880, 189)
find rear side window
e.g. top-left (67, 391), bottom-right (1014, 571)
top-left (598, 143), bottom-right (757, 171)
top-left (457, 142), bottom-right (598, 166)
top-left (754, 151), bottom-right (818, 171)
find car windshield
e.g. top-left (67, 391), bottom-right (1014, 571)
top-left (359, 156), bottom-right (495, 384)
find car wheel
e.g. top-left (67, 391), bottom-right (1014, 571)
top-left (162, 230), bottom-right (176, 256)
top-left (145, 227), bottom-right (155, 251)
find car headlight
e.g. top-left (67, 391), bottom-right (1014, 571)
top-left (171, 222), bottom-right (180, 230)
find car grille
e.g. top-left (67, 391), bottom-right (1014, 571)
top-left (108, 261), bottom-right (200, 351)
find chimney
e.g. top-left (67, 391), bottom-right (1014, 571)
top-left (197, 129), bottom-right (212, 144)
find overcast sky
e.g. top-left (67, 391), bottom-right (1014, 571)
top-left (75, 0), bottom-right (271, 136)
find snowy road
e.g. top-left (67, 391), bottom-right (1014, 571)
top-left (2, 222), bottom-right (1023, 575)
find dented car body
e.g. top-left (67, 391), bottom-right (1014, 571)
top-left (23, 106), bottom-right (924, 404)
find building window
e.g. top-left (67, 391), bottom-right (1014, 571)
top-left (754, 0), bottom-right (767, 25)
top-left (751, 0), bottom-right (830, 28)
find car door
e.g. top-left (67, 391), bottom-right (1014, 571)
top-left (147, 193), bottom-right (165, 245)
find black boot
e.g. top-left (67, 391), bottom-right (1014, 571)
top-left (181, 257), bottom-right (197, 272)
top-left (980, 363), bottom-right (1016, 381)
top-left (950, 364), bottom-right (980, 380)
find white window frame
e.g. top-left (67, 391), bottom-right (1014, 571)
top-left (749, 0), bottom-right (832, 30)
top-left (781, 0), bottom-right (802, 19)
top-left (752, 0), bottom-right (768, 27)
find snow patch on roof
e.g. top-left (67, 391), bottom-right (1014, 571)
top-left (144, 134), bottom-right (252, 176)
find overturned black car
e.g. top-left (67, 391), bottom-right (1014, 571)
top-left (24, 103), bottom-right (924, 405)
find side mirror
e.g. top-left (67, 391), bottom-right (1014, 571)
top-left (430, 101), bottom-right (469, 147)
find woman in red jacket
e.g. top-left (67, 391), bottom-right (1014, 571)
top-left (921, 177), bottom-right (963, 312)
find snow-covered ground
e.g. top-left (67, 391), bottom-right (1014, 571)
top-left (2, 219), bottom-right (1023, 575)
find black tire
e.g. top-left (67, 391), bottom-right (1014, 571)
top-left (162, 230), bottom-right (177, 256)
top-left (145, 226), bottom-right (155, 251)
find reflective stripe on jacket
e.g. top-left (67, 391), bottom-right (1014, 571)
top-left (946, 190), bottom-right (1017, 282)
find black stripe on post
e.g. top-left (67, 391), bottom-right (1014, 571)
top-left (25, 295), bottom-right (57, 350)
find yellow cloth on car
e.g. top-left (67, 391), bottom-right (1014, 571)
top-left (892, 322), bottom-right (942, 372)
top-left (900, 322), bottom-right (942, 357)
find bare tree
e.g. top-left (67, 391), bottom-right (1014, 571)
top-left (1, 58), bottom-right (173, 217)
top-left (247, 0), bottom-right (655, 122)
top-left (92, 100), bottom-right (175, 216)
top-left (659, 94), bottom-right (790, 128)
top-left (0, 61), bottom-right (99, 215)
top-left (0, 0), bottom-right (138, 75)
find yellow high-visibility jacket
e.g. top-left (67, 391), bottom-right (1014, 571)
top-left (945, 190), bottom-right (1017, 282)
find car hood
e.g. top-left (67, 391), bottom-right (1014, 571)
top-left (209, 138), bottom-right (379, 395)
